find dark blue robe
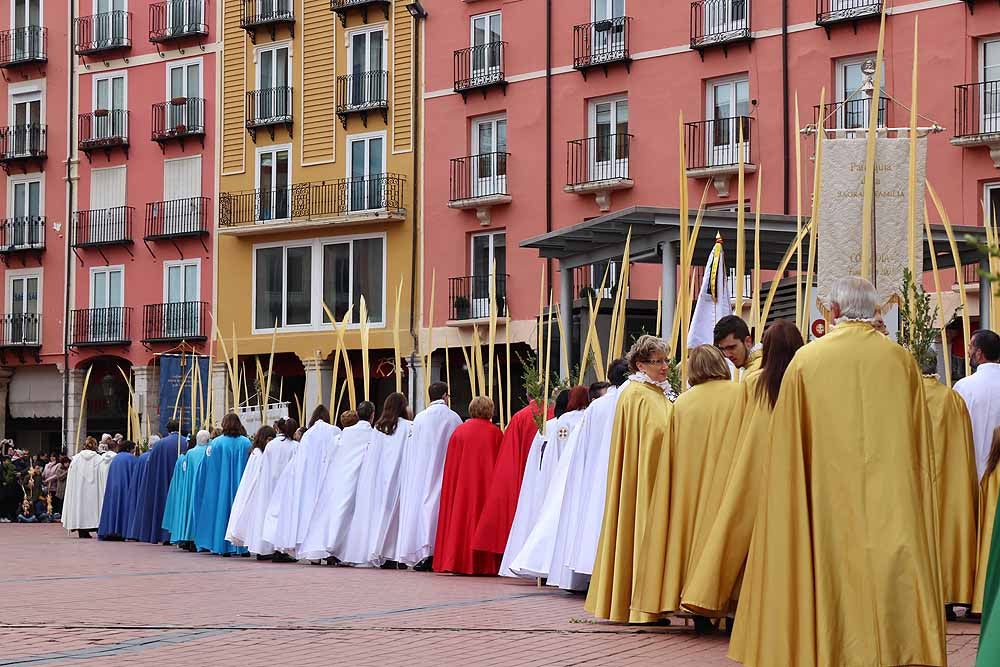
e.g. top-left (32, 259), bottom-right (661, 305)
top-left (97, 452), bottom-right (141, 539)
top-left (125, 452), bottom-right (150, 540)
top-left (192, 434), bottom-right (251, 555)
top-left (130, 433), bottom-right (184, 543)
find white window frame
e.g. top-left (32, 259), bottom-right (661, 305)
top-left (5, 267), bottom-right (41, 344)
top-left (587, 95), bottom-right (629, 182)
top-left (251, 233), bottom-right (388, 335)
top-left (985, 182), bottom-right (1000, 228)
top-left (162, 258), bottom-right (201, 303)
top-left (94, 0), bottom-right (127, 13)
top-left (11, 0), bottom-right (43, 29)
top-left (165, 56), bottom-right (204, 101)
top-left (91, 69), bottom-right (128, 124)
top-left (471, 113), bottom-right (507, 197)
top-left (346, 130), bottom-right (387, 211)
top-left (254, 143), bottom-right (292, 222)
top-left (470, 231), bottom-right (505, 317)
top-left (469, 11), bottom-right (502, 80)
top-left (832, 54), bottom-right (886, 135)
top-left (705, 74), bottom-right (750, 166)
top-left (6, 267), bottom-right (42, 314)
top-left (980, 37), bottom-right (1000, 134)
top-left (470, 11), bottom-right (501, 47)
top-left (7, 173), bottom-right (44, 217)
top-left (346, 23), bottom-right (388, 74)
top-left (89, 265), bottom-right (125, 307)
top-left (254, 41), bottom-right (291, 91)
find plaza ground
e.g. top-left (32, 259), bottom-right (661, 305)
top-left (0, 525), bottom-right (982, 666)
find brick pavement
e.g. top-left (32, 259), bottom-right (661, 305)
top-left (0, 524), bottom-right (982, 666)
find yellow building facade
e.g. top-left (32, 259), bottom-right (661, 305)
top-left (216, 0), bottom-right (419, 415)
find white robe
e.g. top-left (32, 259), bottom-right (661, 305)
top-left (98, 451), bottom-right (115, 516)
top-left (955, 362), bottom-right (1000, 479)
top-left (395, 401), bottom-right (463, 565)
top-left (227, 435), bottom-right (296, 554)
top-left (299, 420), bottom-right (374, 561)
top-left (61, 450), bottom-right (105, 531)
top-left (261, 421), bottom-right (340, 555)
top-left (340, 419), bottom-right (413, 565)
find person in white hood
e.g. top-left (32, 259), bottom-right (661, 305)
top-left (61, 437), bottom-right (106, 538)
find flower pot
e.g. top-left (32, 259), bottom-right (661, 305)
top-left (93, 108), bottom-right (110, 117)
top-left (170, 97), bottom-right (188, 107)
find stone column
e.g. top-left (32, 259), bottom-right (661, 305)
top-left (132, 365), bottom-right (160, 439)
top-left (302, 358), bottom-right (333, 417)
top-left (0, 368), bottom-right (13, 441)
top-left (211, 362), bottom-right (229, 424)
top-left (661, 240), bottom-right (677, 340)
top-left (62, 368), bottom-right (86, 455)
top-left (408, 354), bottom-right (425, 413)
top-left (981, 256), bottom-right (992, 330)
top-left (559, 263), bottom-right (574, 380)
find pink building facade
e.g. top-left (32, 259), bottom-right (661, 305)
top-left (421, 0), bottom-right (1000, 389)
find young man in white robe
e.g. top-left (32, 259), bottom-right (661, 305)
top-left (396, 382), bottom-right (463, 571)
top-left (955, 329), bottom-right (1000, 479)
top-left (61, 440), bottom-right (106, 538)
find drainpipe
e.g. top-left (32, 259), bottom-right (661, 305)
top-left (545, 0), bottom-right (552, 291)
top-left (408, 11), bottom-right (422, 399)
top-left (781, 0), bottom-right (790, 214)
top-left (62, 1), bottom-right (78, 452)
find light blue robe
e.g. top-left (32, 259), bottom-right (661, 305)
top-left (160, 454), bottom-right (186, 543)
top-left (192, 434), bottom-right (251, 555)
top-left (161, 444), bottom-right (208, 543)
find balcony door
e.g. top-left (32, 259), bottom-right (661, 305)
top-left (256, 147), bottom-right (289, 222)
top-left (94, 72), bottom-right (126, 140)
top-left (90, 166), bottom-right (126, 243)
top-left (472, 115), bottom-right (507, 197)
top-left (163, 156), bottom-right (202, 235)
top-left (348, 134), bottom-right (384, 212)
top-left (10, 94), bottom-right (41, 157)
top-left (168, 0), bottom-right (203, 34)
top-left (704, 0), bottom-right (746, 38)
top-left (167, 60), bottom-right (201, 132)
top-left (256, 45), bottom-right (289, 122)
top-left (707, 77), bottom-right (749, 166)
top-left (90, 266), bottom-right (124, 342)
top-left (982, 39), bottom-right (1000, 134)
top-left (13, 0), bottom-right (41, 60)
top-left (835, 56), bottom-right (885, 135)
top-left (592, 0), bottom-right (625, 60)
top-left (164, 261), bottom-right (200, 339)
top-left (471, 232), bottom-right (506, 318)
top-left (94, 0), bottom-right (127, 49)
top-left (7, 274), bottom-right (39, 344)
top-left (10, 179), bottom-right (41, 248)
top-left (470, 13), bottom-right (501, 82)
top-left (589, 97), bottom-right (628, 181)
top-left (349, 28), bottom-right (385, 107)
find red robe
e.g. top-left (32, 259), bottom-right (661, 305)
top-left (434, 418), bottom-right (504, 574)
top-left (471, 402), bottom-right (547, 554)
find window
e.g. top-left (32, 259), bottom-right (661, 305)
top-left (161, 156), bottom-right (202, 234)
top-left (6, 270), bottom-right (40, 344)
top-left (255, 44), bottom-right (290, 122)
top-left (167, 0), bottom-right (204, 34)
top-left (834, 55), bottom-right (885, 133)
top-left (12, 0), bottom-right (42, 60)
top-left (348, 27), bottom-right (386, 108)
top-left (166, 59), bottom-right (202, 131)
top-left (472, 115), bottom-right (507, 197)
top-left (90, 266), bottom-right (125, 342)
top-left (256, 146), bottom-right (290, 221)
top-left (703, 0), bottom-right (747, 37)
top-left (589, 97), bottom-right (628, 181)
top-left (94, 0), bottom-right (127, 48)
top-left (254, 235), bottom-right (386, 331)
top-left (470, 12), bottom-right (502, 81)
top-left (93, 71), bottom-right (127, 139)
top-left (89, 166), bottom-right (126, 243)
top-left (982, 39), bottom-right (1000, 134)
top-left (707, 76), bottom-right (750, 166)
top-left (592, 0), bottom-right (626, 57)
top-left (163, 260), bottom-right (200, 338)
top-left (9, 90), bottom-right (42, 157)
top-left (8, 176), bottom-right (41, 248)
top-left (986, 183), bottom-right (1000, 232)
top-left (471, 232), bottom-right (506, 317)
top-left (347, 133), bottom-right (385, 211)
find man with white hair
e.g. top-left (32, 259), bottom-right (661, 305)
top-left (730, 276), bottom-right (945, 667)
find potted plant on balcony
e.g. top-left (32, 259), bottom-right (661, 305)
top-left (93, 108), bottom-right (110, 117)
top-left (173, 124), bottom-right (187, 135)
top-left (453, 295), bottom-right (470, 320)
top-left (578, 286), bottom-right (597, 301)
top-left (170, 96), bottom-right (188, 106)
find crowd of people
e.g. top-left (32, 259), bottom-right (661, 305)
top-left (0, 441), bottom-right (70, 524)
top-left (49, 276), bottom-right (1000, 666)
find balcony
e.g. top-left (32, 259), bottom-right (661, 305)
top-left (142, 302), bottom-right (208, 343)
top-left (78, 110), bottom-right (130, 159)
top-left (245, 87), bottom-right (292, 140)
top-left (240, 0), bottom-right (294, 42)
top-left (448, 275), bottom-right (509, 324)
top-left (814, 96), bottom-right (889, 136)
top-left (691, 0), bottom-right (751, 52)
top-left (145, 197), bottom-right (210, 240)
top-left (572, 17), bottom-right (631, 76)
top-left (685, 116), bottom-right (755, 197)
top-left (0, 125), bottom-right (46, 173)
top-left (149, 0), bottom-right (209, 44)
top-left (0, 27), bottom-right (47, 68)
top-left (454, 42), bottom-right (507, 99)
top-left (336, 71), bottom-right (388, 128)
top-left (573, 263), bottom-right (625, 301)
top-left (219, 173), bottom-right (406, 236)
top-left (330, 0), bottom-right (389, 27)
top-left (565, 134), bottom-right (633, 211)
top-left (816, 0), bottom-right (882, 29)
top-left (0, 217), bottom-right (45, 255)
top-left (0, 314), bottom-right (42, 360)
top-left (152, 97), bottom-right (206, 148)
top-left (448, 153), bottom-right (511, 226)
top-left (74, 11), bottom-right (132, 56)
top-left (71, 207), bottom-right (134, 248)
top-left (951, 81), bottom-right (1000, 167)
top-left (69, 307), bottom-right (132, 347)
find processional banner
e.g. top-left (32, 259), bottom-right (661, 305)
top-left (158, 354), bottom-right (211, 436)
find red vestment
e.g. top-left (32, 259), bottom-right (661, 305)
top-left (433, 418), bottom-right (504, 574)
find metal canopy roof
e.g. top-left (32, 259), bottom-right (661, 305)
top-left (520, 205), bottom-right (988, 272)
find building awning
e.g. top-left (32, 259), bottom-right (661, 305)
top-left (9, 365), bottom-right (62, 420)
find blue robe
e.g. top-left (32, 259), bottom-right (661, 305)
top-left (125, 452), bottom-right (150, 540)
top-left (130, 433), bottom-right (183, 543)
top-left (192, 434), bottom-right (251, 554)
top-left (97, 452), bottom-right (141, 539)
top-left (162, 444), bottom-right (208, 543)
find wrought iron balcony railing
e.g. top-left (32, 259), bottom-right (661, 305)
top-left (74, 11), bottom-right (132, 55)
top-left (684, 116), bottom-right (754, 170)
top-left (336, 71), bottom-right (389, 124)
top-left (454, 42), bottom-right (506, 94)
top-left (449, 152), bottom-right (509, 203)
top-left (71, 206), bottom-right (134, 247)
top-left (142, 302), bottom-right (208, 343)
top-left (816, 0), bottom-right (882, 26)
top-left (240, 0), bottom-right (294, 29)
top-left (246, 87), bottom-right (292, 134)
top-left (954, 81), bottom-right (1000, 138)
top-left (0, 313), bottom-right (41, 347)
top-left (329, 0), bottom-right (390, 27)
top-left (449, 274), bottom-right (509, 321)
top-left (152, 97), bottom-right (206, 142)
top-left (573, 263), bottom-right (625, 300)
top-left (219, 173), bottom-right (406, 228)
top-left (0, 217), bottom-right (45, 252)
top-left (78, 110), bottom-right (130, 152)
top-left (814, 96), bottom-right (889, 133)
top-left (691, 0), bottom-right (751, 49)
top-left (149, 0), bottom-right (208, 42)
top-left (0, 27), bottom-right (47, 67)
top-left (573, 17), bottom-right (631, 70)
top-left (567, 134), bottom-right (632, 187)
top-left (145, 197), bottom-right (210, 239)
top-left (70, 307), bottom-right (132, 346)
top-left (0, 125), bottom-right (46, 164)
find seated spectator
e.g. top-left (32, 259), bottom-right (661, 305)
top-left (17, 498), bottom-right (39, 523)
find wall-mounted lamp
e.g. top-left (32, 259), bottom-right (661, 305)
top-left (405, 2), bottom-right (427, 19)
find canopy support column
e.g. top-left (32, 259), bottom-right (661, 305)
top-left (661, 240), bottom-right (677, 341)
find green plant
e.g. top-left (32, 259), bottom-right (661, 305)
top-left (898, 269), bottom-right (942, 373)
top-left (517, 350), bottom-right (575, 432)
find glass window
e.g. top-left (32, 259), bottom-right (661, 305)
top-left (255, 247), bottom-right (283, 329)
top-left (285, 246), bottom-right (311, 326)
top-left (353, 237), bottom-right (384, 324)
top-left (323, 243), bottom-right (351, 322)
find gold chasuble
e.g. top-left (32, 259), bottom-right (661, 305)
top-left (585, 380), bottom-right (672, 623)
top-left (741, 349), bottom-right (762, 379)
top-left (922, 376), bottom-right (978, 606)
top-left (682, 371), bottom-right (769, 616)
top-left (974, 464), bottom-right (1000, 613)
top-left (632, 379), bottom-right (744, 615)
top-left (729, 322), bottom-right (946, 667)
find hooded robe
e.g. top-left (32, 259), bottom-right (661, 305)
top-left (129, 433), bottom-right (183, 543)
top-left (161, 443), bottom-right (208, 543)
top-left (98, 452), bottom-right (141, 539)
top-left (191, 433), bottom-right (251, 555)
top-left (61, 449), bottom-right (105, 531)
top-left (227, 434), bottom-right (296, 555)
